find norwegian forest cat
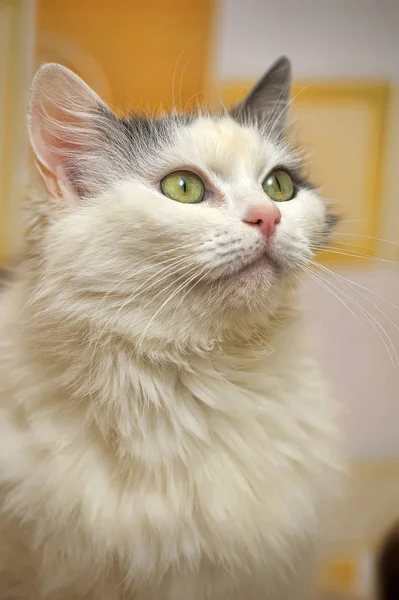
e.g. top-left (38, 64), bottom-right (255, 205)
top-left (0, 57), bottom-right (340, 599)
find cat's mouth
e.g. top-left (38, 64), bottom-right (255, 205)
top-left (224, 235), bottom-right (312, 281)
top-left (238, 251), bottom-right (279, 276)
top-left (216, 247), bottom-right (280, 282)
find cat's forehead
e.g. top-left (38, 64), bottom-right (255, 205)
top-left (173, 116), bottom-right (286, 178)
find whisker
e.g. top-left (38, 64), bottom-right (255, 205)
top-left (88, 253), bottom-right (196, 323)
top-left (310, 260), bottom-right (399, 313)
top-left (314, 247), bottom-right (399, 267)
top-left (311, 259), bottom-right (399, 339)
top-left (304, 265), bottom-right (398, 366)
top-left (171, 44), bottom-right (190, 112)
top-left (172, 265), bottom-right (212, 325)
top-left (178, 55), bottom-right (192, 111)
top-left (88, 257), bottom-right (198, 397)
top-left (303, 266), bottom-right (364, 328)
top-left (268, 83), bottom-right (312, 138)
top-left (333, 232), bottom-right (399, 247)
top-left (330, 240), bottom-right (379, 251)
top-left (137, 264), bottom-right (208, 349)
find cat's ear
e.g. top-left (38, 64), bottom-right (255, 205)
top-left (28, 63), bottom-right (114, 200)
top-left (231, 56), bottom-right (292, 133)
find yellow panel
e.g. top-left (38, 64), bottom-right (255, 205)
top-left (293, 102), bottom-right (375, 254)
top-left (0, 1), bottom-right (12, 263)
top-left (0, 0), bottom-right (33, 266)
top-left (36, 0), bottom-right (216, 112)
top-left (219, 81), bottom-right (390, 266)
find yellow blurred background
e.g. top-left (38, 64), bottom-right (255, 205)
top-left (1, 1), bottom-right (399, 598)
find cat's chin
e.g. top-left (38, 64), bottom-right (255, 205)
top-left (219, 250), bottom-right (279, 284)
top-left (233, 257), bottom-right (276, 282)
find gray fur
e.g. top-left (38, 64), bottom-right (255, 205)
top-left (231, 56), bottom-right (292, 136)
top-left (67, 109), bottom-right (190, 198)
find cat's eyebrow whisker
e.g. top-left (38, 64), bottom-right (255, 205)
top-left (183, 91), bottom-right (204, 114)
top-left (267, 83), bottom-right (312, 138)
top-left (258, 74), bottom-right (293, 136)
top-left (263, 74), bottom-right (292, 133)
top-left (171, 41), bottom-right (192, 112)
top-left (178, 55), bottom-right (193, 111)
top-left (303, 265), bottom-right (398, 367)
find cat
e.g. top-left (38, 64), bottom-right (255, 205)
top-left (0, 56), bottom-right (341, 599)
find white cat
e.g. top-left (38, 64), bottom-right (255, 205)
top-left (0, 57), bottom-right (341, 599)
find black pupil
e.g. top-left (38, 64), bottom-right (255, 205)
top-left (275, 175), bottom-right (282, 192)
top-left (179, 177), bottom-right (187, 194)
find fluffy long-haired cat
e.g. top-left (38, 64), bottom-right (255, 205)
top-left (0, 57), bottom-right (341, 599)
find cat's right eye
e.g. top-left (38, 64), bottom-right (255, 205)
top-left (160, 171), bottom-right (205, 204)
top-left (262, 169), bottom-right (294, 202)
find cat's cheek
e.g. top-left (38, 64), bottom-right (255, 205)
top-left (280, 191), bottom-right (327, 245)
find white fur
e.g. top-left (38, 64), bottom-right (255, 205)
top-left (0, 66), bottom-right (341, 599)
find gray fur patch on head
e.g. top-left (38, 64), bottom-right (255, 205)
top-left (101, 110), bottom-right (194, 171)
top-left (67, 109), bottom-right (194, 198)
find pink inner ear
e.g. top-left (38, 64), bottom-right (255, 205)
top-left (28, 64), bottom-right (106, 198)
top-left (30, 100), bottom-right (79, 197)
top-left (34, 159), bottom-right (63, 199)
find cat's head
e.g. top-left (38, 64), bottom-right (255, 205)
top-left (26, 57), bottom-right (334, 354)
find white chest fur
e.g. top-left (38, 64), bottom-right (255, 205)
top-left (0, 313), bottom-right (340, 598)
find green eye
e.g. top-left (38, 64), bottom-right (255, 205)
top-left (262, 169), bottom-right (294, 202)
top-left (160, 171), bottom-right (205, 204)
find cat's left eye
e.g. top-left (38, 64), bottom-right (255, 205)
top-left (160, 171), bottom-right (205, 204)
top-left (262, 169), bottom-right (294, 202)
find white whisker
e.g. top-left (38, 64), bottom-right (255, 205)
top-left (304, 265), bottom-right (398, 366)
top-left (137, 264), bottom-right (208, 350)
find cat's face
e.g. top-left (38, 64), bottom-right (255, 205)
top-left (27, 58), bottom-right (334, 351)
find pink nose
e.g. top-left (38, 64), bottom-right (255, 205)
top-left (243, 203), bottom-right (281, 238)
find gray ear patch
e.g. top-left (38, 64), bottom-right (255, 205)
top-left (231, 56), bottom-right (292, 135)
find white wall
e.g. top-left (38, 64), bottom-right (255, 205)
top-left (216, 0), bottom-right (399, 81)
top-left (380, 88), bottom-right (399, 261)
top-left (302, 267), bottom-right (399, 458)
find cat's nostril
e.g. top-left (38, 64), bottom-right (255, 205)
top-left (243, 204), bottom-right (281, 238)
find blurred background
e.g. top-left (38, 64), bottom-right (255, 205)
top-left (1, 1), bottom-right (398, 597)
